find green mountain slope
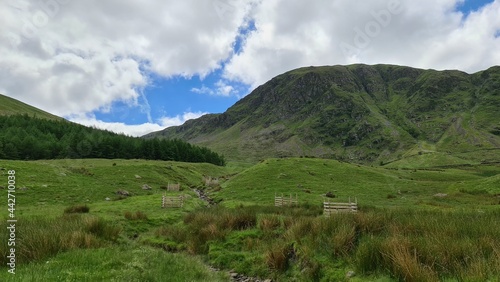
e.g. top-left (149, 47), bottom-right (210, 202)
top-left (145, 64), bottom-right (500, 164)
top-left (0, 93), bottom-right (63, 120)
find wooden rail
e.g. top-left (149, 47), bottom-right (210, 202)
top-left (167, 183), bottom-right (180, 191)
top-left (162, 195), bottom-right (184, 208)
top-left (275, 193), bottom-right (298, 207)
top-left (324, 197), bottom-right (357, 216)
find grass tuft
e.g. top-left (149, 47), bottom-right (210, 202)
top-left (64, 204), bottom-right (90, 214)
top-left (0, 215), bottom-right (120, 265)
top-left (124, 211), bottom-right (148, 220)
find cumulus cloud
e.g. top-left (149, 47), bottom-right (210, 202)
top-left (223, 0), bottom-right (500, 88)
top-left (0, 0), bottom-right (254, 117)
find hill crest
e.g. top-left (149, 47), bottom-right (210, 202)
top-left (145, 64), bottom-right (500, 164)
top-left (0, 93), bottom-right (63, 121)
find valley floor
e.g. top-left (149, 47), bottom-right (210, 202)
top-left (0, 158), bottom-right (499, 281)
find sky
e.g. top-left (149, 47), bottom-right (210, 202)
top-left (0, 0), bottom-right (499, 137)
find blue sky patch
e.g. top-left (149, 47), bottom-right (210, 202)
top-left (456, 0), bottom-right (494, 15)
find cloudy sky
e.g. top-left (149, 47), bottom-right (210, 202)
top-left (1, 0), bottom-right (499, 136)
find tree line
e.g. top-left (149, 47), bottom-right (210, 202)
top-left (0, 115), bottom-right (225, 166)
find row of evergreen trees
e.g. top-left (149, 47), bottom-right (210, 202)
top-left (0, 115), bottom-right (225, 166)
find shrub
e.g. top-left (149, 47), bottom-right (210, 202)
top-left (265, 243), bottom-right (292, 272)
top-left (258, 214), bottom-right (282, 233)
top-left (381, 236), bottom-right (439, 282)
top-left (84, 216), bottom-right (121, 241)
top-left (124, 211), bottom-right (148, 220)
top-left (355, 236), bottom-right (385, 274)
top-left (220, 210), bottom-right (257, 231)
top-left (330, 223), bottom-right (357, 256)
top-left (64, 204), bottom-right (89, 214)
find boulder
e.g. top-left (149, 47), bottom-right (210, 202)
top-left (325, 191), bottom-right (336, 198)
top-left (116, 189), bottom-right (130, 196)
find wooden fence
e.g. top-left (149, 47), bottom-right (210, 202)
top-left (323, 197), bottom-right (357, 216)
top-left (274, 193), bottom-right (298, 207)
top-left (167, 183), bottom-right (180, 191)
top-left (162, 195), bottom-right (184, 208)
top-left (203, 176), bottom-right (219, 186)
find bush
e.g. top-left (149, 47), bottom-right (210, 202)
top-left (64, 204), bottom-right (90, 214)
top-left (258, 214), bottom-right (282, 233)
top-left (124, 211), bottom-right (148, 220)
top-left (265, 243), bottom-right (292, 272)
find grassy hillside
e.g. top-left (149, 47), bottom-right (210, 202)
top-left (0, 159), bottom-right (232, 219)
top-left (0, 158), bottom-right (499, 281)
top-left (0, 93), bottom-right (62, 120)
top-left (146, 65), bottom-right (500, 165)
top-left (211, 158), bottom-right (500, 209)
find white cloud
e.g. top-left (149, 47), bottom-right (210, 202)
top-left (68, 111), bottom-right (207, 137)
top-left (191, 85), bottom-right (214, 95)
top-left (158, 111), bottom-right (208, 128)
top-left (223, 0), bottom-right (500, 88)
top-left (0, 0), bottom-right (255, 117)
top-left (215, 80), bottom-right (235, 96)
top-left (191, 80), bottom-right (237, 96)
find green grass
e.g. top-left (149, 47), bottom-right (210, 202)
top-left (153, 206), bottom-right (500, 281)
top-left (0, 158), bottom-right (499, 280)
top-left (212, 158), bottom-right (500, 209)
top-left (0, 158), bottom-right (230, 217)
top-left (0, 245), bottom-right (228, 281)
top-left (0, 215), bottom-right (120, 265)
top-left (385, 151), bottom-right (479, 168)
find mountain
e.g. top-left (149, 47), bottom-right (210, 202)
top-left (0, 93), bottom-right (63, 120)
top-left (145, 64), bottom-right (500, 164)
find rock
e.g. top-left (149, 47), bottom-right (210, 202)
top-left (142, 184), bottom-right (152, 190)
top-left (105, 197), bottom-right (111, 201)
top-left (434, 193), bottom-right (448, 198)
top-left (346, 270), bottom-right (356, 278)
top-left (42, 184), bottom-right (48, 188)
top-left (263, 279), bottom-right (272, 282)
top-left (19, 186), bottom-right (28, 191)
top-left (135, 175), bottom-right (141, 179)
top-left (60, 173), bottom-right (66, 176)
top-left (116, 189), bottom-right (130, 196)
top-left (325, 191), bottom-right (336, 198)
top-left (230, 272), bottom-right (239, 278)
